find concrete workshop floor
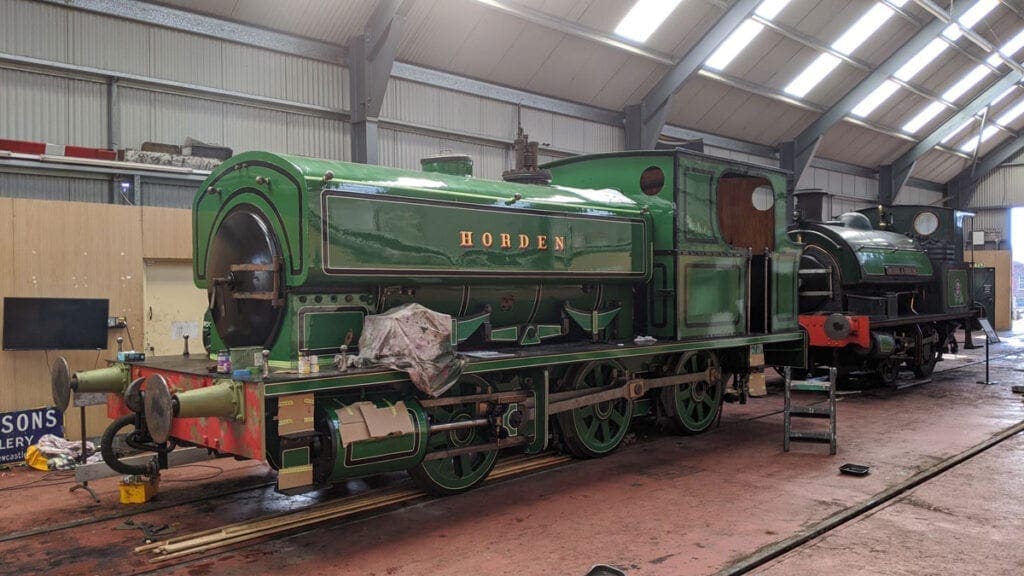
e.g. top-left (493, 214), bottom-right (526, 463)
top-left (0, 331), bottom-right (1022, 576)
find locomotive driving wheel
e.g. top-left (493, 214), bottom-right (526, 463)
top-left (556, 360), bottom-right (633, 458)
top-left (660, 351), bottom-right (722, 434)
top-left (877, 357), bottom-right (901, 386)
top-left (911, 327), bottom-right (941, 378)
top-left (409, 375), bottom-right (498, 495)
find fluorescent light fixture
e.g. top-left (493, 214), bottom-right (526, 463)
top-left (942, 65), bottom-right (990, 102)
top-left (941, 118), bottom-right (975, 144)
top-left (903, 101), bottom-right (945, 133)
top-left (706, 20), bottom-right (765, 70)
top-left (784, 53), bottom-right (841, 97)
top-left (832, 4), bottom-right (896, 55)
top-left (852, 80), bottom-right (900, 117)
top-left (704, 0), bottom-right (792, 71)
top-left (895, 38), bottom-right (948, 81)
top-left (615, 0), bottom-right (685, 43)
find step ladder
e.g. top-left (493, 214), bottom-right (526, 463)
top-left (783, 366), bottom-right (837, 455)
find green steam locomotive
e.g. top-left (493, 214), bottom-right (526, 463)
top-left (791, 199), bottom-right (977, 384)
top-left (55, 146), bottom-right (808, 495)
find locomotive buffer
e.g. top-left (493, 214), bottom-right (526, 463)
top-left (783, 366), bottom-right (838, 455)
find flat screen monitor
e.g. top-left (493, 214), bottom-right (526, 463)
top-left (2, 298), bottom-right (109, 350)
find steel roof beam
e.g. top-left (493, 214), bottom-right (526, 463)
top-left (784, 2), bottom-right (975, 189)
top-left (949, 131), bottom-right (1024, 207)
top-left (625, 0), bottom-right (761, 150)
top-left (912, 0), bottom-right (1024, 77)
top-left (349, 0), bottom-right (412, 164)
top-left (889, 70), bottom-right (1023, 200)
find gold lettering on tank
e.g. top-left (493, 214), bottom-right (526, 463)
top-left (459, 231), bottom-right (564, 252)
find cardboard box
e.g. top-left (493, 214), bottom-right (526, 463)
top-left (277, 393), bottom-right (315, 436)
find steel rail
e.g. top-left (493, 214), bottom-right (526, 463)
top-left (137, 453), bottom-right (571, 563)
top-left (714, 417), bottom-right (1024, 575)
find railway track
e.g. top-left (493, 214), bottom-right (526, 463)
top-left (713, 418), bottom-right (1024, 575)
top-left (136, 452), bottom-right (571, 563)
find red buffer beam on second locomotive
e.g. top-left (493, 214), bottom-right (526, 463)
top-left (799, 313), bottom-right (870, 349)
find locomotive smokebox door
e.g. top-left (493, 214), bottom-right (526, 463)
top-left (206, 205), bottom-right (285, 348)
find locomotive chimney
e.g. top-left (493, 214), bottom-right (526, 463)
top-left (503, 126), bottom-right (551, 185)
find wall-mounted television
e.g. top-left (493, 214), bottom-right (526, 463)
top-left (2, 298), bottom-right (109, 350)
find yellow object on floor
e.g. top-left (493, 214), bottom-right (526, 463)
top-left (119, 475), bottom-right (159, 504)
top-left (24, 445), bottom-right (49, 471)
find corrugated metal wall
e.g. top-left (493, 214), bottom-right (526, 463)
top-left (379, 127), bottom-right (509, 179)
top-left (963, 151), bottom-right (1024, 244)
top-left (704, 146), bottom-right (777, 168)
top-left (896, 186), bottom-right (943, 206)
top-left (973, 166), bottom-right (1024, 209)
top-left (0, 172), bottom-right (109, 203)
top-left (140, 181), bottom-right (196, 209)
top-left (0, 67), bottom-right (107, 147)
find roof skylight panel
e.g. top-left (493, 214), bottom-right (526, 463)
top-left (997, 29), bottom-right (1024, 61)
top-left (986, 28), bottom-right (1024, 68)
top-left (959, 125), bottom-right (1000, 152)
top-left (851, 0), bottom-right (998, 118)
top-left (784, 2), bottom-right (902, 98)
top-left (902, 101), bottom-right (946, 133)
top-left (942, 65), bottom-right (991, 102)
top-left (955, 98), bottom-right (1024, 152)
top-left (990, 85), bottom-right (1018, 108)
top-left (704, 0), bottom-right (792, 71)
top-left (942, 0), bottom-right (998, 40)
top-left (894, 38), bottom-right (949, 81)
top-left (615, 0), bottom-right (685, 43)
top-left (784, 53), bottom-right (842, 97)
top-left (852, 79), bottom-right (901, 116)
top-left (941, 118), bottom-right (976, 144)
top-left (995, 99), bottom-right (1024, 126)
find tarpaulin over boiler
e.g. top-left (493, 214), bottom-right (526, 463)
top-left (345, 303), bottom-right (465, 397)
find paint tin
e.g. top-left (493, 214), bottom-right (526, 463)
top-left (217, 350), bottom-right (230, 374)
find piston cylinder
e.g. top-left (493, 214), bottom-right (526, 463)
top-left (73, 365), bottom-right (131, 394)
top-left (175, 380), bottom-right (243, 420)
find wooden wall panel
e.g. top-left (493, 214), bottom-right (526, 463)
top-left (0, 199), bottom-right (15, 421)
top-left (0, 200), bottom-right (193, 439)
top-left (3, 200), bottom-right (145, 437)
top-left (142, 206), bottom-right (192, 260)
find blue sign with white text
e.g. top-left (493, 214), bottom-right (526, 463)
top-left (0, 407), bottom-right (63, 464)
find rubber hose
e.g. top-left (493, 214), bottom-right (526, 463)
top-left (100, 414), bottom-right (152, 476)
